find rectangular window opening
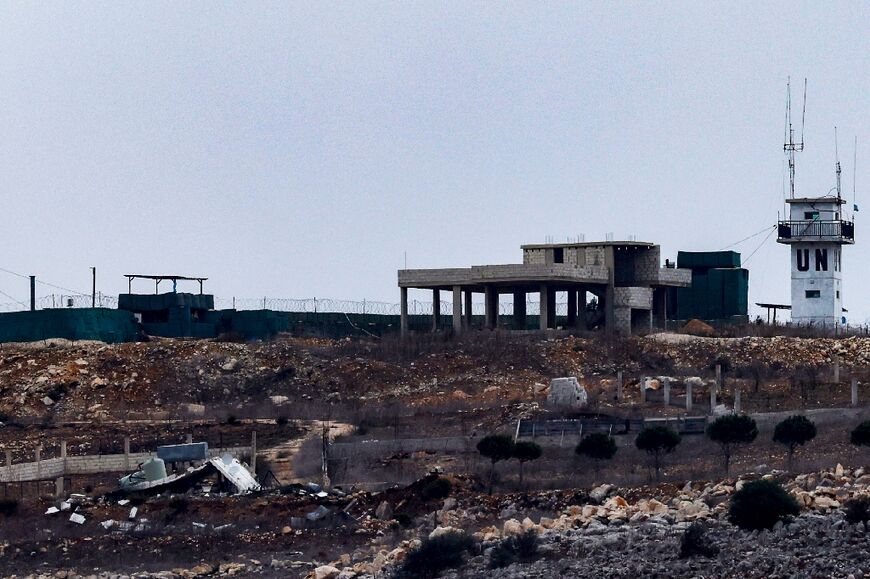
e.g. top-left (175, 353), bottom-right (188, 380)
top-left (804, 211), bottom-right (820, 220)
top-left (805, 290), bottom-right (821, 299)
top-left (553, 247), bottom-right (564, 264)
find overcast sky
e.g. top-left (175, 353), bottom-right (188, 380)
top-left (2, 2), bottom-right (870, 320)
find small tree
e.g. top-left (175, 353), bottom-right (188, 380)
top-left (477, 435), bottom-right (515, 495)
top-left (575, 433), bottom-right (617, 477)
top-left (851, 421), bottom-right (870, 447)
top-left (706, 414), bottom-right (758, 475)
top-left (772, 415), bottom-right (816, 470)
top-left (728, 479), bottom-right (799, 530)
top-left (512, 441), bottom-right (542, 487)
top-left (635, 426), bottom-right (681, 481)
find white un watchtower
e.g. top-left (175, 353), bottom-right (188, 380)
top-left (776, 79), bottom-right (855, 327)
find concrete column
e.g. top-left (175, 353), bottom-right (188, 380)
top-left (539, 285), bottom-right (549, 330)
top-left (640, 378), bottom-right (647, 403)
top-left (400, 287), bottom-right (409, 337)
top-left (484, 286), bottom-right (498, 329)
top-left (250, 431), bottom-right (257, 475)
top-left (431, 289), bottom-right (441, 331)
top-left (60, 440), bottom-right (67, 459)
top-left (734, 387), bottom-right (742, 413)
top-left (686, 381), bottom-right (693, 411)
top-left (603, 247), bottom-right (616, 333)
top-left (452, 286), bottom-right (463, 334)
top-left (833, 357), bottom-right (840, 383)
top-left (653, 288), bottom-right (668, 329)
top-left (715, 364), bottom-right (722, 393)
top-left (852, 378), bottom-right (859, 407)
top-left (55, 477), bottom-right (64, 498)
top-left (4, 450), bottom-right (10, 467)
top-left (35, 445), bottom-right (41, 479)
top-left (123, 436), bottom-right (131, 471)
top-left (663, 377), bottom-right (671, 407)
top-left (546, 287), bottom-right (556, 329)
top-left (566, 290), bottom-right (577, 327)
top-left (463, 290), bottom-right (473, 329)
top-left (710, 385), bottom-right (717, 412)
top-left (616, 370), bottom-right (624, 401)
top-left (513, 291), bottom-right (526, 330)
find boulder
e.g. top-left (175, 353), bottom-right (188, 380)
top-left (502, 519), bottom-right (524, 536)
top-left (312, 566), bottom-right (340, 579)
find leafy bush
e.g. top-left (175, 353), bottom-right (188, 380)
top-left (679, 521), bottom-right (719, 558)
top-left (477, 435), bottom-right (515, 494)
top-left (772, 415), bottom-right (816, 469)
top-left (844, 496), bottom-right (870, 530)
top-left (0, 498), bottom-right (18, 516)
top-left (635, 426), bottom-right (681, 480)
top-left (576, 433), bottom-right (617, 475)
top-left (728, 480), bottom-right (799, 530)
top-left (397, 531), bottom-right (474, 578)
top-left (707, 414), bottom-right (758, 475)
top-left (512, 441), bottom-right (542, 486)
top-left (851, 421), bottom-right (870, 446)
top-left (489, 530), bottom-right (540, 568)
top-left (421, 477), bottom-right (452, 501)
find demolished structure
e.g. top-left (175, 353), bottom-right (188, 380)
top-left (398, 240), bottom-right (691, 335)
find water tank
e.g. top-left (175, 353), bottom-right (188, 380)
top-left (141, 457), bottom-right (167, 482)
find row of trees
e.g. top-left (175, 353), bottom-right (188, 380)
top-left (478, 417), bottom-right (870, 488)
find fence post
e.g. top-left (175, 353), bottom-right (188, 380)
top-left (715, 364), bottom-right (722, 393)
top-left (685, 380), bottom-right (693, 412)
top-left (616, 371), bottom-right (623, 401)
top-left (734, 387), bottom-right (741, 413)
top-left (35, 445), bottom-right (42, 479)
top-left (250, 431), bottom-right (257, 475)
top-left (123, 437), bottom-right (131, 471)
top-left (663, 378), bottom-right (670, 407)
top-left (710, 385), bottom-right (717, 413)
top-left (852, 378), bottom-right (859, 407)
top-left (640, 378), bottom-right (647, 404)
top-left (4, 450), bottom-right (11, 468)
top-left (834, 357), bottom-right (840, 384)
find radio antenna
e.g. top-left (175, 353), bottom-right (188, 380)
top-left (835, 126), bottom-right (842, 200)
top-left (784, 77), bottom-right (807, 198)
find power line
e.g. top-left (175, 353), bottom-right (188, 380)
top-left (0, 288), bottom-right (27, 308)
top-left (719, 225), bottom-right (777, 250)
top-left (742, 227), bottom-right (778, 265)
top-left (0, 265), bottom-right (89, 296)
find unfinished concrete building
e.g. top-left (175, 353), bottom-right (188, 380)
top-left (398, 241), bottom-right (691, 336)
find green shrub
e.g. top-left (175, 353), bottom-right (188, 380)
top-left (679, 521), bottom-right (719, 558)
top-left (489, 530), bottom-right (539, 568)
top-left (728, 480), bottom-right (799, 530)
top-left (421, 477), bottom-right (452, 501)
top-left (0, 498), bottom-right (18, 516)
top-left (576, 433), bottom-right (617, 475)
top-left (844, 496), bottom-right (870, 530)
top-left (512, 441), bottom-right (542, 486)
top-left (707, 414), bottom-right (758, 475)
top-left (398, 531), bottom-right (474, 578)
top-left (851, 421), bottom-right (870, 446)
top-left (772, 415), bottom-right (816, 469)
top-left (477, 435), bottom-right (516, 494)
top-left (635, 426), bottom-right (681, 480)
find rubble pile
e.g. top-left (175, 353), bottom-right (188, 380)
top-left (335, 464), bottom-right (870, 579)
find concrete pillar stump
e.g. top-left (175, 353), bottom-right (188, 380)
top-left (663, 378), bottom-right (671, 407)
top-left (616, 371), bottom-right (623, 401)
top-left (685, 381), bottom-right (693, 411)
top-left (452, 286), bottom-right (463, 334)
top-left (852, 378), bottom-right (859, 407)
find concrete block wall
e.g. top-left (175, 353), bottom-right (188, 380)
top-left (523, 249), bottom-right (547, 265)
top-left (614, 287), bottom-right (653, 309)
top-left (585, 247), bottom-right (606, 267)
top-left (614, 307), bottom-right (632, 335)
top-left (632, 247), bottom-right (661, 282)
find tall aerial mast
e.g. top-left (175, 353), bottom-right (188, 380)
top-left (784, 77), bottom-right (807, 199)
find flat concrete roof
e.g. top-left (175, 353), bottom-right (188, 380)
top-left (520, 240), bottom-right (656, 250)
top-left (785, 196), bottom-right (846, 205)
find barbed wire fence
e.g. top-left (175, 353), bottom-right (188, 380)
top-left (0, 294), bottom-right (577, 317)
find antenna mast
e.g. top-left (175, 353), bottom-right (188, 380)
top-left (835, 126), bottom-right (842, 200)
top-left (784, 77), bottom-right (807, 199)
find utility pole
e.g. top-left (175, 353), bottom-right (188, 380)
top-left (29, 276), bottom-right (35, 311)
top-left (91, 267), bottom-right (96, 308)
